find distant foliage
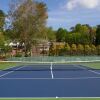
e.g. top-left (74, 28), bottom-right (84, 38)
top-left (56, 28), bottom-right (68, 42)
top-left (65, 43), bottom-right (70, 52)
top-left (84, 45), bottom-right (91, 55)
top-left (49, 24), bottom-right (100, 56)
top-left (77, 44), bottom-right (84, 55)
top-left (0, 10), bottom-right (5, 31)
top-left (1, 7), bottom-right (100, 58)
top-left (97, 45), bottom-right (100, 55)
top-left (91, 44), bottom-right (96, 55)
top-left (49, 43), bottom-right (100, 56)
top-left (71, 44), bottom-right (77, 55)
top-left (96, 25), bottom-right (100, 45)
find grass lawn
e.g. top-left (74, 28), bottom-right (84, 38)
top-left (0, 62), bottom-right (17, 70)
top-left (81, 62), bottom-right (100, 69)
top-left (0, 61), bottom-right (100, 70)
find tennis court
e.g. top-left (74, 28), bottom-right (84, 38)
top-left (0, 61), bottom-right (100, 98)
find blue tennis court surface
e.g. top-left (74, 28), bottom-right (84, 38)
top-left (0, 63), bottom-right (100, 97)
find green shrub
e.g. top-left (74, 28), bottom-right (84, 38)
top-left (97, 45), bottom-right (100, 55)
top-left (71, 44), bottom-right (77, 55)
top-left (84, 45), bottom-right (91, 55)
top-left (91, 44), bottom-right (96, 55)
top-left (15, 53), bottom-right (22, 57)
top-left (77, 44), bottom-right (84, 55)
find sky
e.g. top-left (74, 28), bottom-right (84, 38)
top-left (0, 0), bottom-right (100, 30)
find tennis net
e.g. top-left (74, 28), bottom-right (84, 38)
top-left (0, 60), bottom-right (100, 71)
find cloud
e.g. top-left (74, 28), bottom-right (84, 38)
top-left (65, 0), bottom-right (100, 10)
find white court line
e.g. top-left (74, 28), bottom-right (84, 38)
top-left (74, 65), bottom-right (100, 75)
top-left (0, 97), bottom-right (100, 99)
top-left (89, 70), bottom-right (100, 75)
top-left (0, 65), bottom-right (22, 72)
top-left (0, 97), bottom-right (100, 100)
top-left (50, 62), bottom-right (54, 79)
top-left (0, 77), bottom-right (100, 80)
top-left (0, 66), bottom-right (25, 78)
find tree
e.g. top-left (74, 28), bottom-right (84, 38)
top-left (66, 33), bottom-right (73, 44)
top-left (97, 45), bottom-right (100, 55)
top-left (0, 32), bottom-right (5, 48)
top-left (71, 24), bottom-right (89, 34)
top-left (96, 25), bottom-right (100, 45)
top-left (69, 24), bottom-right (91, 44)
top-left (80, 33), bottom-right (90, 44)
top-left (85, 25), bottom-right (96, 44)
top-left (0, 32), bottom-right (5, 56)
top-left (0, 10), bottom-right (5, 31)
top-left (46, 27), bottom-right (56, 41)
top-left (66, 24), bottom-right (92, 45)
top-left (73, 24), bottom-right (81, 32)
top-left (56, 28), bottom-right (68, 42)
top-left (4, 29), bottom-right (15, 41)
top-left (8, 0), bottom-right (48, 56)
top-left (66, 32), bottom-right (90, 45)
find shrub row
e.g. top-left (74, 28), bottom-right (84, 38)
top-left (49, 43), bottom-right (100, 56)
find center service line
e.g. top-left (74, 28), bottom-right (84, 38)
top-left (50, 62), bottom-right (54, 79)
